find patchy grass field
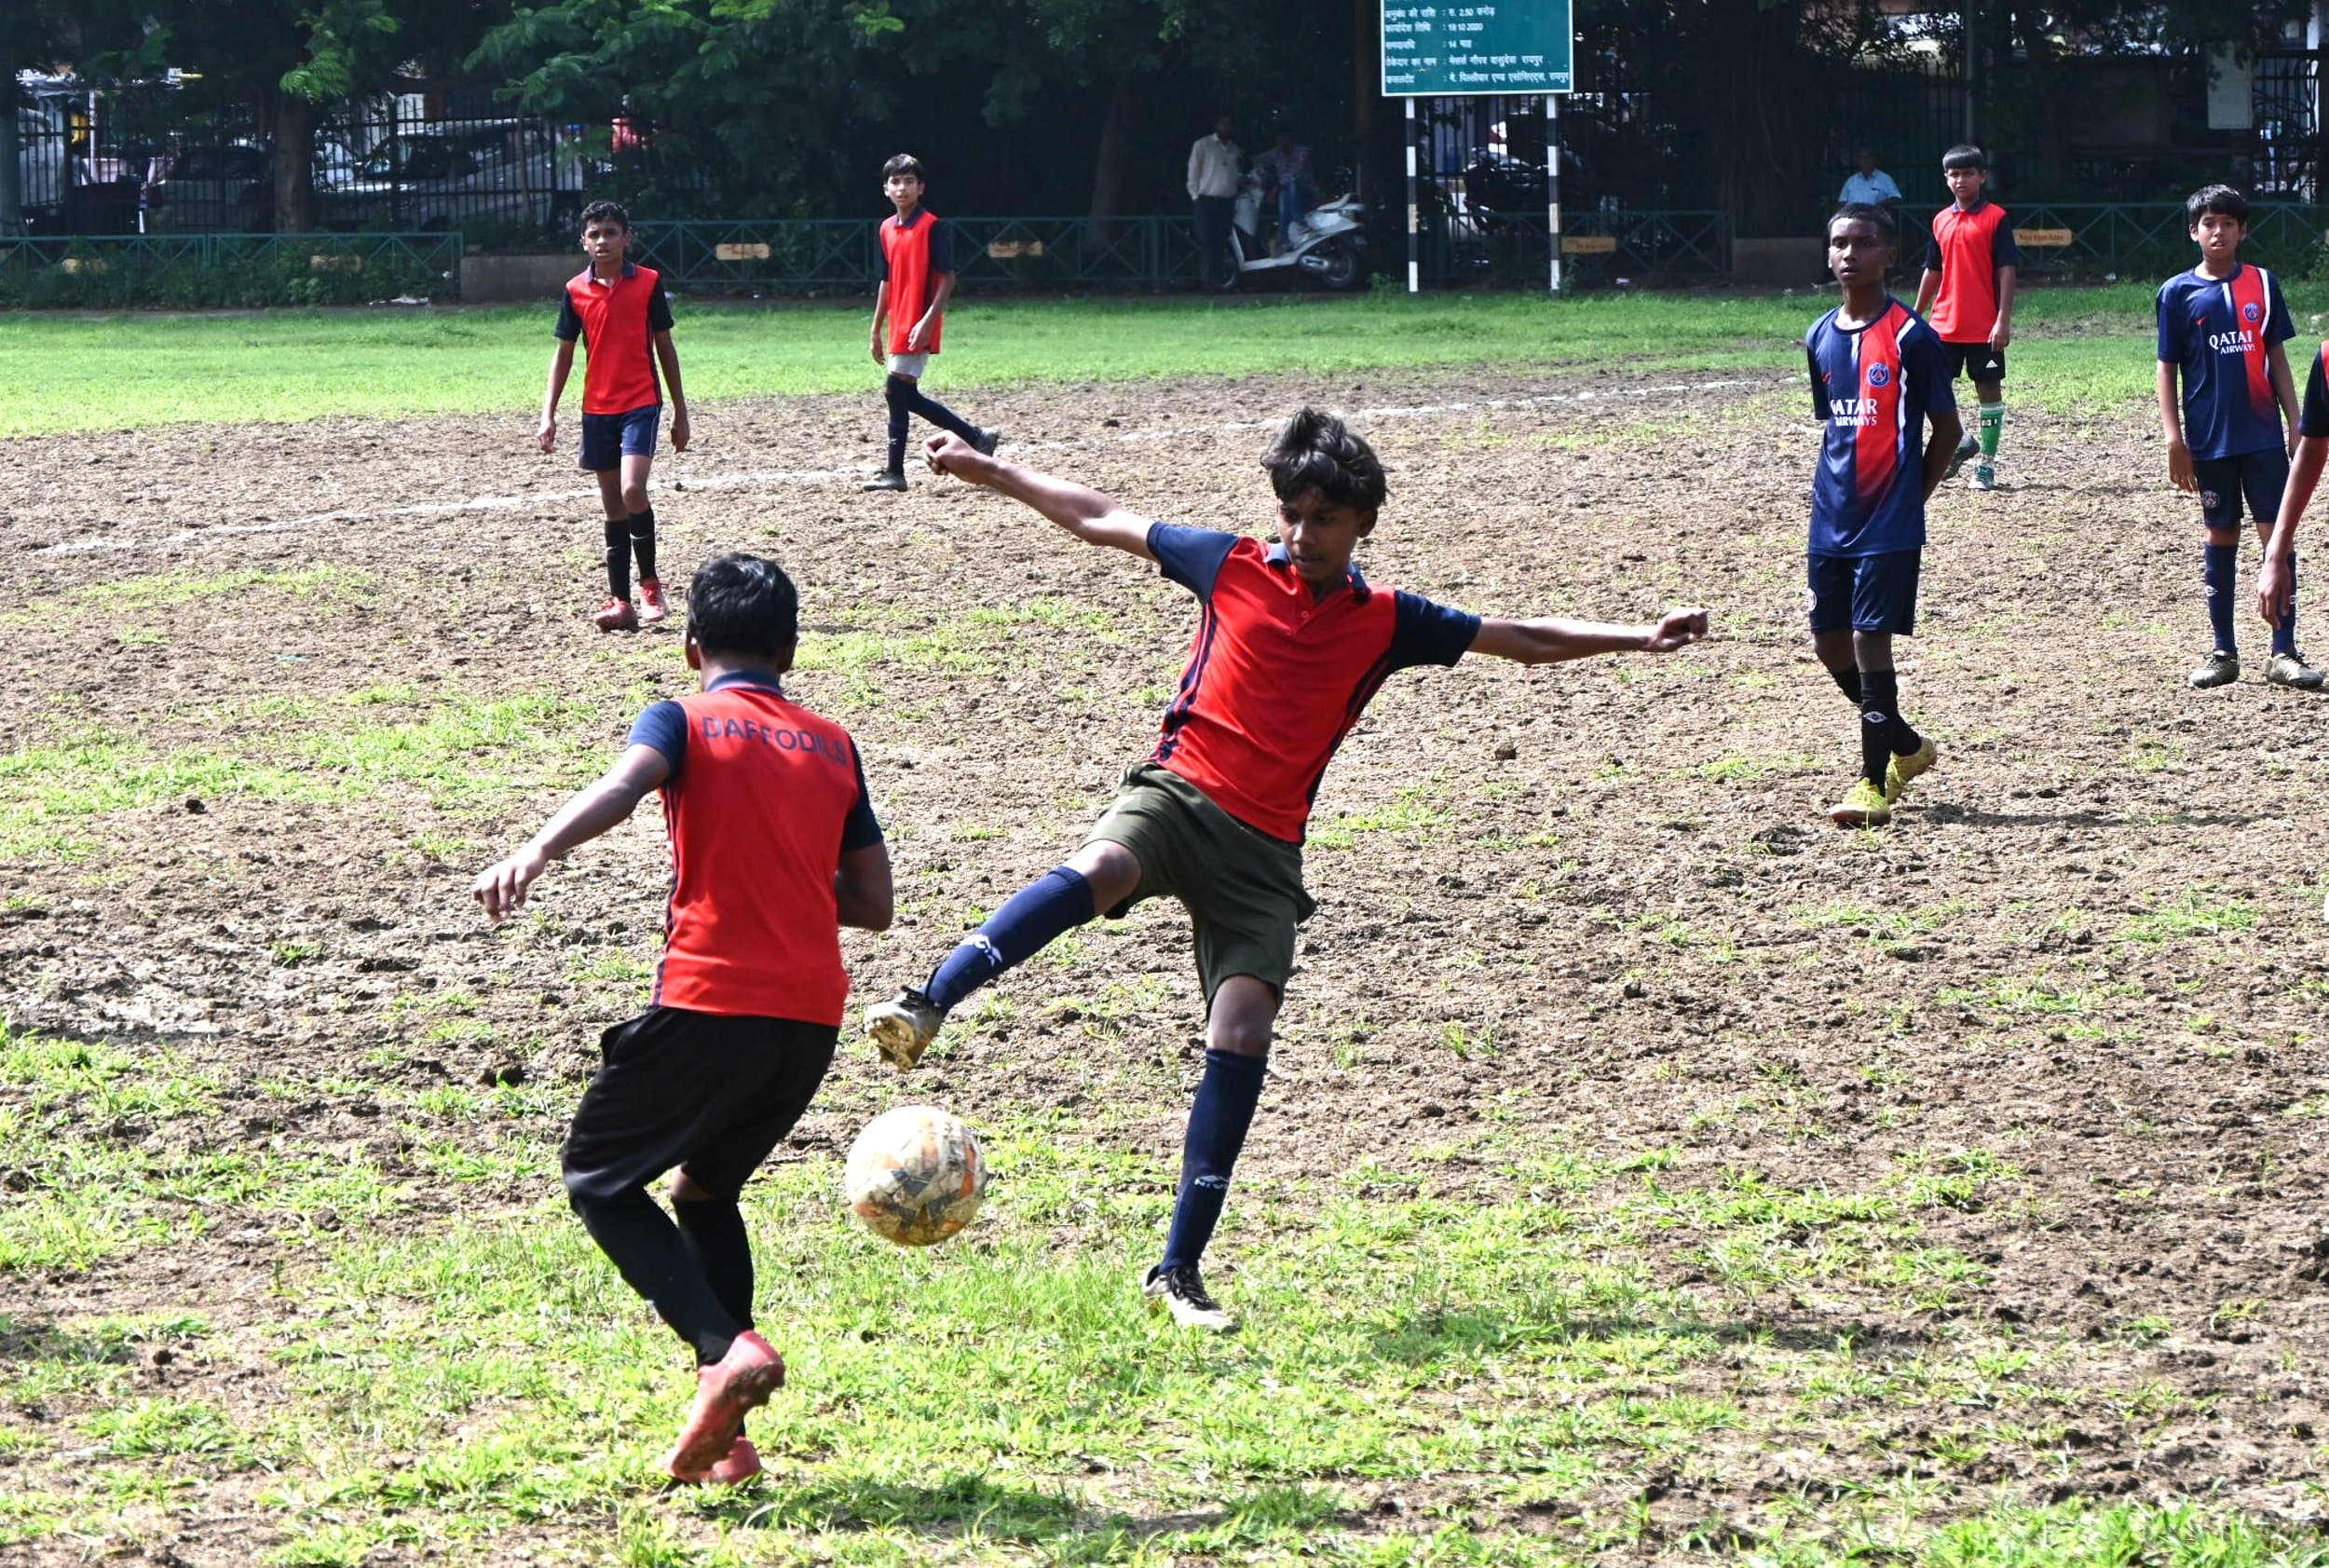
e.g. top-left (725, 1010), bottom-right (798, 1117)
top-left (4, 294), bottom-right (2329, 1565)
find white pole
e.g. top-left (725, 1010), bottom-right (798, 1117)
top-left (1406, 97), bottom-right (1419, 294)
top-left (1546, 92), bottom-right (1562, 295)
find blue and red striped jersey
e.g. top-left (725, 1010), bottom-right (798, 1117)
top-left (2158, 265), bottom-right (2293, 461)
top-left (1143, 525), bottom-right (1478, 843)
top-left (1805, 298), bottom-right (1956, 557)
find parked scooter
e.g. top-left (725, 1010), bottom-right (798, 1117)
top-left (1216, 175), bottom-right (1368, 291)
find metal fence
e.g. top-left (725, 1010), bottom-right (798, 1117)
top-left (1973, 201), bottom-right (2326, 280)
top-left (625, 215), bottom-right (1217, 293)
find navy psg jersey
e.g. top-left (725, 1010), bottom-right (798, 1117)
top-left (2158, 265), bottom-right (2293, 461)
top-left (1804, 298), bottom-right (1955, 557)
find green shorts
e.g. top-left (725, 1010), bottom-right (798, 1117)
top-left (1081, 762), bottom-right (1316, 1003)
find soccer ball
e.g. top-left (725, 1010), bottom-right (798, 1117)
top-left (843, 1104), bottom-right (988, 1247)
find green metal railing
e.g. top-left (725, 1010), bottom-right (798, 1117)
top-left (1994, 201), bottom-right (2327, 279)
top-left (1560, 210), bottom-right (1732, 281)
top-left (628, 215), bottom-right (1211, 293)
top-left (0, 231), bottom-right (463, 307)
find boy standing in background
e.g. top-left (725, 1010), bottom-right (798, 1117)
top-left (863, 156), bottom-right (1000, 492)
top-left (1914, 145), bottom-right (2016, 492)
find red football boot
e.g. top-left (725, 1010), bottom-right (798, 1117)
top-left (661, 1331), bottom-right (784, 1482)
top-left (592, 595), bottom-right (639, 632)
top-left (637, 578), bottom-right (669, 625)
top-left (707, 1436), bottom-right (763, 1485)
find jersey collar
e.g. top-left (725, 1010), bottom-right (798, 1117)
top-left (1264, 539), bottom-right (1372, 603)
top-left (586, 260), bottom-right (640, 288)
top-left (706, 670), bottom-right (785, 695)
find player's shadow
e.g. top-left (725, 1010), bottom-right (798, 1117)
top-left (691, 1470), bottom-right (1344, 1547)
top-left (1919, 803), bottom-right (2270, 830)
top-left (0, 1315), bottom-right (149, 1368)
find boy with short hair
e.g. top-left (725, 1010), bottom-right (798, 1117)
top-left (1809, 203), bottom-right (1963, 828)
top-left (472, 552), bottom-right (892, 1484)
top-left (862, 155), bottom-right (1000, 493)
top-left (2157, 184), bottom-right (2321, 690)
top-left (1913, 144), bottom-right (2016, 491)
top-left (863, 411), bottom-right (1707, 1330)
top-left (538, 199), bottom-right (691, 631)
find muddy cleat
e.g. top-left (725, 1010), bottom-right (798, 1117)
top-left (1884, 737), bottom-right (1938, 804)
top-left (1829, 778), bottom-right (1893, 828)
top-left (661, 1331), bottom-right (784, 1484)
top-left (1144, 1262), bottom-right (1237, 1332)
top-left (593, 595), bottom-right (639, 632)
top-left (972, 426), bottom-right (1002, 457)
top-left (1968, 463), bottom-right (1996, 492)
top-left (2188, 649), bottom-right (2240, 689)
top-left (860, 470), bottom-right (908, 492)
top-left (638, 578), bottom-right (669, 625)
top-left (1941, 431), bottom-right (1980, 482)
top-left (2267, 650), bottom-right (2326, 690)
top-left (864, 988), bottom-right (942, 1070)
top-left (706, 1436), bottom-right (762, 1486)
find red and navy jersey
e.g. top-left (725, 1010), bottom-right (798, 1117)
top-left (626, 673), bottom-right (883, 1024)
top-left (1144, 524), bottom-right (1479, 843)
top-left (554, 262), bottom-right (675, 416)
top-left (877, 209), bottom-right (956, 356)
top-left (1805, 299), bottom-right (1956, 557)
top-left (1921, 201), bottom-right (2019, 342)
top-left (2158, 265), bottom-right (2293, 461)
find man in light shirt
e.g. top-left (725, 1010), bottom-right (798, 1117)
top-left (1839, 146), bottom-right (1902, 212)
top-left (1187, 113), bottom-right (1243, 291)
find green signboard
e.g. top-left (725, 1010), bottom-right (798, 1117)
top-left (1381, 1), bottom-right (1573, 96)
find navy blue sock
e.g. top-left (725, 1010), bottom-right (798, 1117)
top-left (1859, 668), bottom-right (1921, 760)
top-left (902, 380), bottom-right (982, 443)
top-left (1828, 665), bottom-right (1862, 704)
top-left (923, 866), bottom-right (1095, 1016)
top-left (883, 376), bottom-right (911, 473)
top-left (2273, 561), bottom-right (2299, 657)
top-left (1161, 1050), bottom-right (1268, 1271)
top-left (603, 515), bottom-right (630, 599)
top-left (2204, 540), bottom-right (2240, 654)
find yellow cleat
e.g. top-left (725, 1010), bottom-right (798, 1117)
top-left (1829, 778), bottom-right (1892, 828)
top-left (1885, 738), bottom-right (1938, 803)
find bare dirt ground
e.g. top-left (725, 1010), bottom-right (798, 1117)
top-left (5, 361), bottom-right (2329, 1560)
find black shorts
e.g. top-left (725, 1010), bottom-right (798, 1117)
top-left (1808, 549), bottom-right (1921, 636)
top-left (561, 1006), bottom-right (838, 1204)
top-left (2192, 449), bottom-right (2290, 530)
top-left (1942, 341), bottom-right (2006, 384)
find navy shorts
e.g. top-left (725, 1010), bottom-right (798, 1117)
top-left (2193, 448), bottom-right (2289, 530)
top-left (1808, 549), bottom-right (1921, 636)
top-left (579, 404), bottom-right (661, 471)
top-left (1942, 341), bottom-right (2006, 384)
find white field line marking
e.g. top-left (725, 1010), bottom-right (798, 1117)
top-left (37, 376), bottom-right (1769, 557)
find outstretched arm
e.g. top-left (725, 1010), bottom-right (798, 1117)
top-left (922, 431), bottom-right (1156, 558)
top-left (1468, 606), bottom-right (1708, 665)
top-left (473, 743), bottom-right (672, 921)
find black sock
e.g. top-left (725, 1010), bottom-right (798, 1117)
top-left (883, 376), bottom-right (912, 472)
top-left (1859, 669), bottom-right (1921, 785)
top-left (923, 866), bottom-right (1096, 1016)
top-left (892, 373), bottom-right (981, 443)
top-left (1828, 665), bottom-right (1863, 704)
top-left (568, 1185), bottom-right (741, 1365)
top-left (603, 516), bottom-right (631, 599)
top-left (630, 507), bottom-right (657, 583)
top-left (1159, 1049), bottom-right (1268, 1271)
top-left (673, 1193), bottom-right (754, 1352)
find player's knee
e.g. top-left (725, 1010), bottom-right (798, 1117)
top-left (668, 1168), bottom-right (715, 1205)
top-left (884, 374), bottom-right (913, 405)
top-left (1207, 1016), bottom-right (1273, 1058)
top-left (620, 483), bottom-right (649, 514)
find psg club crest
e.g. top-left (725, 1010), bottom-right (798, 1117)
top-left (2243, 301), bottom-right (2265, 324)
top-left (1865, 362), bottom-right (1891, 389)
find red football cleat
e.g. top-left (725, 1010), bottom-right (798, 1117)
top-left (661, 1331), bottom-right (784, 1483)
top-left (707, 1435), bottom-right (763, 1485)
top-left (637, 578), bottom-right (669, 625)
top-left (592, 595), bottom-right (639, 632)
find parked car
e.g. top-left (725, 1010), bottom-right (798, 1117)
top-left (328, 122), bottom-right (564, 231)
top-left (146, 141), bottom-right (273, 232)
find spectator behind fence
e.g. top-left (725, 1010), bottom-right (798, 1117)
top-left (1252, 130), bottom-right (1315, 255)
top-left (1187, 113), bottom-right (1242, 290)
top-left (1838, 146), bottom-right (1902, 213)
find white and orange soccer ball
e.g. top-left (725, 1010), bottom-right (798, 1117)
top-left (842, 1105), bottom-right (988, 1247)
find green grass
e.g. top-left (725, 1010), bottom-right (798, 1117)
top-left (0, 283), bottom-right (2248, 437)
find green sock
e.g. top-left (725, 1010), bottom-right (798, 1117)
top-left (1978, 402), bottom-right (2004, 459)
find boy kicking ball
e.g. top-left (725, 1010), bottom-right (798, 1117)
top-left (538, 199), bottom-right (692, 631)
top-left (2156, 184), bottom-right (2322, 690)
top-left (473, 554), bottom-right (892, 1483)
top-left (863, 411), bottom-right (1706, 1329)
top-left (1808, 203), bottom-right (1962, 829)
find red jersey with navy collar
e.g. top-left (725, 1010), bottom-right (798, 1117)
top-left (1143, 525), bottom-right (1480, 842)
top-left (554, 261), bottom-right (674, 415)
top-left (877, 209), bottom-right (955, 356)
top-left (1921, 201), bottom-right (2019, 343)
top-left (626, 674), bottom-right (882, 1023)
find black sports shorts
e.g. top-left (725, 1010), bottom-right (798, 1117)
top-left (561, 1006), bottom-right (838, 1205)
